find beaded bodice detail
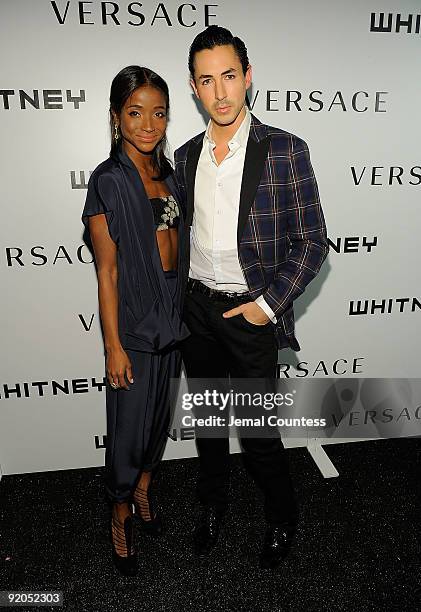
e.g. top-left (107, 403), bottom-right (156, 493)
top-left (149, 195), bottom-right (180, 231)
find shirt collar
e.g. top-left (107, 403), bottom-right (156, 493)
top-left (204, 106), bottom-right (251, 152)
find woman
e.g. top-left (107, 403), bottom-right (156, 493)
top-left (82, 66), bottom-right (189, 576)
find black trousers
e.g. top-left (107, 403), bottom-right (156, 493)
top-left (181, 285), bottom-right (298, 525)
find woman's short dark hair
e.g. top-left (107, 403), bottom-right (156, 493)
top-left (109, 65), bottom-right (171, 180)
top-left (188, 25), bottom-right (249, 79)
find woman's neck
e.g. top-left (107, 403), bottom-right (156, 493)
top-left (122, 139), bottom-right (155, 176)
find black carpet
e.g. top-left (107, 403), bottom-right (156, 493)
top-left (1, 439), bottom-right (420, 612)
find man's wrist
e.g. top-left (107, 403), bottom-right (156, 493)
top-left (254, 296), bottom-right (277, 323)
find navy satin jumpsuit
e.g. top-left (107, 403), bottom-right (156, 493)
top-left (82, 145), bottom-right (189, 502)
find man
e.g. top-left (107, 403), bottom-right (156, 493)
top-left (174, 25), bottom-right (329, 569)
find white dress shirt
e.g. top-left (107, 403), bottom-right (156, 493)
top-left (189, 107), bottom-right (276, 323)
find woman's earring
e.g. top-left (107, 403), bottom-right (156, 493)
top-left (114, 124), bottom-right (119, 141)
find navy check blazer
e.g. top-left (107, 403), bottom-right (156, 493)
top-left (174, 113), bottom-right (329, 351)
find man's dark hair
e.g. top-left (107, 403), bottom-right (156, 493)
top-left (188, 25), bottom-right (249, 79)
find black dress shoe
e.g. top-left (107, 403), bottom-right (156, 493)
top-left (259, 523), bottom-right (296, 569)
top-left (193, 507), bottom-right (224, 558)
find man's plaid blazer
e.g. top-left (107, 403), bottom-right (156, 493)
top-left (173, 113), bottom-right (329, 351)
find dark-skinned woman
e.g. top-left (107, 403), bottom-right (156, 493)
top-left (82, 66), bottom-right (189, 576)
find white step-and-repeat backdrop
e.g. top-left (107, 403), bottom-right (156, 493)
top-left (1, 0), bottom-right (420, 475)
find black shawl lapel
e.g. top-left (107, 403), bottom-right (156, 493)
top-left (185, 136), bottom-right (204, 227)
top-left (164, 172), bottom-right (182, 215)
top-left (237, 133), bottom-right (270, 244)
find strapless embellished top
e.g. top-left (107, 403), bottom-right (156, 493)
top-left (149, 194), bottom-right (180, 231)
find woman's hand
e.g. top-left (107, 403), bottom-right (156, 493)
top-left (106, 347), bottom-right (134, 390)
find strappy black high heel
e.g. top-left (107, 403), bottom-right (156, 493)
top-left (132, 484), bottom-right (163, 536)
top-left (110, 511), bottom-right (138, 576)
